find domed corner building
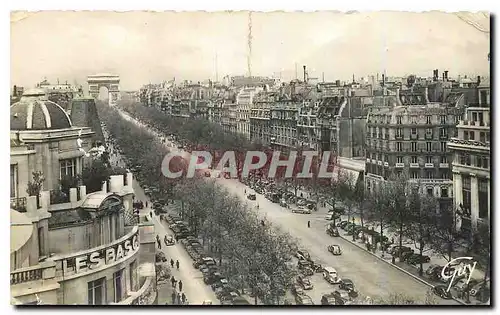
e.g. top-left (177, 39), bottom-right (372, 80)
top-left (10, 88), bottom-right (95, 194)
top-left (10, 89), bottom-right (151, 305)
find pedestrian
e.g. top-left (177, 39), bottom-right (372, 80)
top-left (175, 235), bottom-right (179, 242)
top-left (179, 280), bottom-right (183, 292)
top-left (171, 291), bottom-right (177, 304)
top-left (146, 201), bottom-right (148, 208)
top-left (181, 293), bottom-right (186, 304)
top-left (176, 260), bottom-right (180, 270)
top-left (307, 220), bottom-right (311, 228)
top-left (177, 293), bottom-right (182, 305)
top-left (170, 275), bottom-right (176, 287)
top-left (157, 238), bottom-right (162, 249)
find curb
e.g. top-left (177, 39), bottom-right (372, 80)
top-left (339, 234), bottom-right (467, 305)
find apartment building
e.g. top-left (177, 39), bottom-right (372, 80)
top-left (364, 88), bottom-right (464, 206)
top-left (447, 78), bottom-right (490, 232)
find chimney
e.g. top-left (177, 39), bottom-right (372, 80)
top-left (335, 80), bottom-right (341, 87)
top-left (424, 87), bottom-right (429, 102)
top-left (381, 74), bottom-right (385, 86)
top-left (477, 76), bottom-right (481, 85)
top-left (101, 181), bottom-right (108, 193)
top-left (110, 175), bottom-right (124, 193)
top-left (303, 65), bottom-right (307, 83)
top-left (444, 71), bottom-right (449, 81)
top-left (13, 85), bottom-right (17, 96)
top-left (442, 73), bottom-right (445, 81)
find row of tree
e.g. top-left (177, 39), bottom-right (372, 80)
top-left (97, 101), bottom-right (299, 304)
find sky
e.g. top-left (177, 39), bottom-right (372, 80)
top-left (11, 11), bottom-right (490, 91)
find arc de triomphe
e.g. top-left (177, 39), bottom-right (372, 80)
top-left (87, 74), bottom-right (120, 106)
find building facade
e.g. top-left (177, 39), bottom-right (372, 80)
top-left (236, 86), bottom-right (263, 140)
top-left (447, 79), bottom-right (490, 232)
top-left (364, 89), bottom-right (464, 206)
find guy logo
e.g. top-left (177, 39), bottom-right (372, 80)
top-left (441, 256), bottom-right (477, 293)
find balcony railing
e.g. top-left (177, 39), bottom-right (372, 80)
top-left (11, 262), bottom-right (56, 285)
top-left (439, 163), bottom-right (449, 168)
top-left (424, 163), bottom-right (435, 168)
top-left (410, 163), bottom-right (420, 168)
top-left (395, 163), bottom-right (405, 168)
top-left (11, 197), bottom-right (27, 213)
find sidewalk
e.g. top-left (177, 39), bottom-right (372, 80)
top-left (336, 226), bottom-right (489, 305)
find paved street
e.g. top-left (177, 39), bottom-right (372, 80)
top-left (115, 108), bottom-right (460, 305)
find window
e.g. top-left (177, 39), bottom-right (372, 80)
top-left (396, 128), bottom-right (403, 137)
top-left (472, 112), bottom-right (478, 122)
top-left (396, 142), bottom-right (402, 152)
top-left (480, 132), bottom-right (485, 143)
top-left (441, 187), bottom-right (449, 198)
top-left (426, 115), bottom-right (432, 124)
top-left (478, 179), bottom-right (489, 219)
top-left (439, 128), bottom-right (447, 138)
top-left (38, 227), bottom-right (45, 257)
top-left (411, 128), bottom-right (417, 134)
top-left (397, 156), bottom-right (403, 163)
top-left (440, 142), bottom-right (447, 152)
top-left (410, 171), bottom-right (419, 179)
top-left (469, 131), bottom-right (475, 140)
top-left (426, 128), bottom-right (432, 134)
top-left (130, 261), bottom-right (137, 291)
top-left (427, 187), bottom-right (434, 196)
top-left (426, 142), bottom-right (432, 151)
top-left (411, 116), bottom-right (417, 124)
top-left (462, 176), bottom-right (472, 218)
top-left (464, 131), bottom-right (469, 140)
top-left (440, 115), bottom-right (447, 124)
top-left (60, 158), bottom-right (77, 178)
top-left (441, 156), bottom-right (448, 164)
top-left (426, 171), bottom-right (434, 179)
top-left (88, 277), bottom-right (106, 305)
top-left (426, 156), bottom-right (433, 164)
top-left (10, 165), bottom-right (16, 198)
top-left (411, 142), bottom-right (417, 152)
top-left (411, 156), bottom-right (418, 164)
top-left (396, 116), bottom-right (402, 124)
top-left (114, 269), bottom-right (124, 302)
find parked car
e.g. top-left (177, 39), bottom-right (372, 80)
top-left (297, 275), bottom-right (313, 290)
top-left (321, 293), bottom-right (337, 305)
top-left (291, 283), bottom-right (304, 296)
top-left (406, 253), bottom-right (431, 265)
top-left (390, 246), bottom-right (414, 257)
top-left (211, 278), bottom-right (229, 291)
top-left (295, 294), bottom-right (314, 305)
top-left (432, 285), bottom-right (453, 300)
top-left (247, 194), bottom-right (256, 201)
top-left (332, 290), bottom-right (353, 305)
top-left (232, 296), bottom-right (251, 305)
top-left (338, 221), bottom-right (349, 229)
top-left (194, 257), bottom-right (216, 269)
top-left (339, 279), bottom-right (355, 291)
top-left (328, 244), bottom-right (342, 255)
top-left (401, 250), bottom-right (415, 261)
top-left (204, 272), bottom-right (224, 285)
top-left (323, 266), bottom-right (341, 284)
top-left (292, 207), bottom-right (312, 214)
top-left (280, 199), bottom-right (289, 208)
top-left (327, 227), bottom-right (340, 237)
top-left (296, 250), bottom-right (311, 260)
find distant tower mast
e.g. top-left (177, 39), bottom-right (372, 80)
top-left (247, 11), bottom-right (253, 78)
top-left (216, 52), bottom-right (219, 82)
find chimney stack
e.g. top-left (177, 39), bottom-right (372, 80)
top-left (477, 76), bottom-right (481, 85)
top-left (13, 85), bottom-right (17, 96)
top-left (303, 65), bottom-right (307, 83)
top-left (444, 71), bottom-right (449, 81)
top-left (381, 74), bottom-right (385, 87)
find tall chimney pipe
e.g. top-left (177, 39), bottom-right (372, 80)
top-left (381, 74), bottom-right (385, 87)
top-left (303, 65), bottom-right (307, 83)
top-left (444, 70), bottom-right (449, 81)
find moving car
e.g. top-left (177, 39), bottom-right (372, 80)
top-left (432, 285), bottom-right (453, 300)
top-left (164, 235), bottom-right (175, 246)
top-left (247, 194), bottom-right (256, 201)
top-left (339, 279), bottom-right (355, 291)
top-left (292, 207), bottom-right (312, 214)
top-left (323, 266), bottom-right (341, 284)
top-left (326, 227), bottom-right (340, 237)
top-left (338, 221), bottom-right (349, 229)
top-left (297, 275), bottom-right (313, 290)
top-left (390, 246), bottom-right (414, 257)
top-left (295, 294), bottom-right (314, 305)
top-left (328, 244), bottom-right (342, 255)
